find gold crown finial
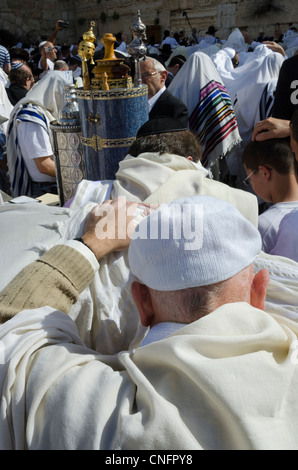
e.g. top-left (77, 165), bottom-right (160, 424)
top-left (82, 21), bottom-right (96, 44)
top-left (78, 21), bottom-right (97, 89)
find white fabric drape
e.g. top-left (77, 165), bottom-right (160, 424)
top-left (1, 297), bottom-right (298, 449)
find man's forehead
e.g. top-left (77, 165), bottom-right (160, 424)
top-left (141, 59), bottom-right (153, 68)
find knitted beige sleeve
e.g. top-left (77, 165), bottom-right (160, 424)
top-left (0, 244), bottom-right (95, 324)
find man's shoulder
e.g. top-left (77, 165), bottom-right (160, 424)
top-left (150, 89), bottom-right (188, 126)
top-left (162, 89), bottom-right (188, 114)
top-left (157, 88), bottom-right (185, 106)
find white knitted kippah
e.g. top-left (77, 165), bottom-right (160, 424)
top-left (128, 195), bottom-right (262, 291)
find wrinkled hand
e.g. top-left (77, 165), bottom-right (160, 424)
top-left (82, 198), bottom-right (157, 260)
top-left (252, 117), bottom-right (290, 142)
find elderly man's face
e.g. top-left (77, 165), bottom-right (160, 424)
top-left (140, 59), bottom-right (167, 99)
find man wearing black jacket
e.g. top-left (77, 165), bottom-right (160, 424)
top-left (140, 57), bottom-right (188, 127)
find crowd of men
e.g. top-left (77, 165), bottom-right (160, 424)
top-left (0, 18), bottom-right (298, 450)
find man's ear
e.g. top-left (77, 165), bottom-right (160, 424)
top-left (160, 70), bottom-right (168, 84)
top-left (250, 268), bottom-right (270, 310)
top-left (131, 281), bottom-right (155, 327)
top-left (258, 165), bottom-right (271, 180)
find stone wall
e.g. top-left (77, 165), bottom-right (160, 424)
top-left (0, 0), bottom-right (297, 47)
top-left (0, 0), bottom-right (74, 46)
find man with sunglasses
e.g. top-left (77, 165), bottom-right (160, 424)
top-left (38, 41), bottom-right (57, 78)
top-left (140, 57), bottom-right (188, 127)
top-left (37, 19), bottom-right (66, 78)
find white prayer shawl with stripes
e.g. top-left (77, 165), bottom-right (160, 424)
top-left (7, 104), bottom-right (49, 196)
top-left (6, 72), bottom-right (65, 197)
top-left (168, 51), bottom-right (242, 169)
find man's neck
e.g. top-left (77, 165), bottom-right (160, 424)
top-left (271, 174), bottom-right (298, 204)
top-left (140, 321), bottom-right (185, 346)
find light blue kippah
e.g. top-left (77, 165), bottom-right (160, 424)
top-left (128, 195), bottom-right (262, 290)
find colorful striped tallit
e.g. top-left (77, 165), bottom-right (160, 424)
top-left (189, 80), bottom-right (239, 167)
top-left (168, 51), bottom-right (241, 169)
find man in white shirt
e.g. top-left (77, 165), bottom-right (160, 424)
top-left (16, 119), bottom-right (56, 183)
top-left (6, 73), bottom-right (65, 197)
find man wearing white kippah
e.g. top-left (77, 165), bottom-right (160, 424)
top-left (129, 196), bottom-right (270, 346)
top-left (38, 20), bottom-right (64, 78)
top-left (1, 195), bottom-right (298, 450)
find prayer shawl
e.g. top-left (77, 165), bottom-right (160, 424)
top-left (0, 153), bottom-right (258, 355)
top-left (0, 77), bottom-right (12, 134)
top-left (165, 46), bottom-right (189, 67)
top-left (6, 72), bottom-right (65, 197)
top-left (0, 240), bottom-right (298, 450)
top-left (223, 28), bottom-right (248, 53)
top-left (168, 52), bottom-right (241, 168)
top-left (7, 104), bottom-right (49, 196)
top-left (232, 47), bottom-right (284, 145)
top-left (212, 45), bottom-right (284, 106)
top-left (211, 48), bottom-right (237, 99)
top-left (1, 299), bottom-right (298, 449)
top-left (285, 46), bottom-right (298, 58)
top-left (185, 44), bottom-right (221, 58)
top-left (0, 68), bottom-right (8, 86)
top-left (283, 30), bottom-right (298, 50)
top-left (259, 78), bottom-right (278, 121)
top-left (222, 28), bottom-right (249, 66)
top-left (212, 45), bottom-right (284, 152)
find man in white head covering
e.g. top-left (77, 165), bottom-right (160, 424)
top-left (6, 72), bottom-right (65, 197)
top-left (38, 40), bottom-right (58, 78)
top-left (168, 51), bottom-right (241, 169)
top-left (129, 195), bottom-right (268, 342)
top-left (1, 195), bottom-right (298, 449)
top-left (38, 20), bottom-right (65, 78)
